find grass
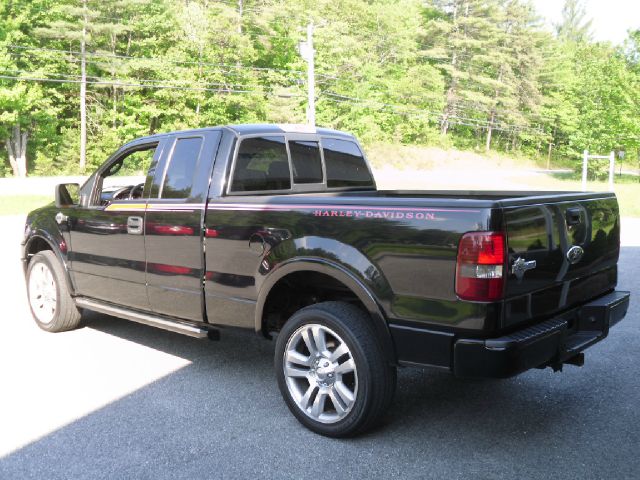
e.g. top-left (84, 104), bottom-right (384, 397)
top-left (509, 171), bottom-right (639, 217)
top-left (0, 195), bottom-right (53, 216)
top-left (609, 184), bottom-right (638, 218)
top-left (569, 182), bottom-right (638, 219)
top-left (366, 143), bottom-right (540, 171)
top-left (367, 143), bottom-right (639, 218)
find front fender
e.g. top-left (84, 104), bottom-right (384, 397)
top-left (23, 209), bottom-right (76, 295)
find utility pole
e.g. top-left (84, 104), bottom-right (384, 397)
top-left (306, 22), bottom-right (315, 126)
top-left (79, 0), bottom-right (87, 171)
top-left (298, 22), bottom-right (315, 126)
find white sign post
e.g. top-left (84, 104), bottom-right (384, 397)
top-left (581, 150), bottom-right (615, 191)
top-left (608, 151), bottom-right (615, 191)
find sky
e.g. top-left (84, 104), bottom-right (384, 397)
top-left (532, 0), bottom-right (640, 45)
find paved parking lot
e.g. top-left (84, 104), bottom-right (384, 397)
top-left (1, 214), bottom-right (638, 479)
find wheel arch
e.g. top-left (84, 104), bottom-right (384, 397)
top-left (24, 232), bottom-right (76, 295)
top-left (256, 258), bottom-right (396, 364)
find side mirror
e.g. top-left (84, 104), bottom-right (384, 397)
top-left (55, 183), bottom-right (80, 207)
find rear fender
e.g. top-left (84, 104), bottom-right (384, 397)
top-left (256, 255), bottom-right (396, 364)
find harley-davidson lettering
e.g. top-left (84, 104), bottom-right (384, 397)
top-left (313, 209), bottom-right (437, 220)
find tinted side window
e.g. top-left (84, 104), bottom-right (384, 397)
top-left (161, 137), bottom-right (203, 199)
top-left (231, 136), bottom-right (290, 192)
top-left (96, 144), bottom-right (157, 206)
top-left (322, 139), bottom-right (373, 188)
top-left (290, 140), bottom-right (323, 184)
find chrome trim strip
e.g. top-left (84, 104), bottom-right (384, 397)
top-left (75, 297), bottom-right (209, 338)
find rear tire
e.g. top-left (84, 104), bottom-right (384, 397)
top-left (26, 250), bottom-right (82, 332)
top-left (275, 301), bottom-right (396, 437)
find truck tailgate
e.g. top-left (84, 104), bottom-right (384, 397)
top-left (502, 194), bottom-right (620, 328)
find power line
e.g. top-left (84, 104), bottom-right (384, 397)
top-left (0, 68), bottom-right (103, 82)
top-left (8, 49), bottom-right (306, 86)
top-left (320, 93), bottom-right (544, 135)
top-left (0, 67), bottom-right (283, 92)
top-left (0, 73), bottom-right (544, 135)
top-left (5, 44), bottom-right (334, 77)
top-left (1, 69), bottom-right (531, 132)
top-left (324, 91), bottom-right (489, 127)
top-left (0, 73), bottom-right (306, 98)
top-left (2, 46), bottom-right (545, 135)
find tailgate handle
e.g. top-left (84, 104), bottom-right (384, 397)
top-left (566, 208), bottom-right (581, 226)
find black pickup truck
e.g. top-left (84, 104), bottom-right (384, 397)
top-left (22, 124), bottom-right (630, 437)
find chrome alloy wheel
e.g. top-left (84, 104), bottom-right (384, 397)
top-left (28, 262), bottom-right (57, 324)
top-left (283, 324), bottom-right (358, 424)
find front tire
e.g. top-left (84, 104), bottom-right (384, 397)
top-left (275, 301), bottom-right (396, 437)
top-left (26, 250), bottom-right (81, 332)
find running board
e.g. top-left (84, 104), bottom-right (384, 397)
top-left (75, 298), bottom-right (211, 338)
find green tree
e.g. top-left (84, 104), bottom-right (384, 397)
top-left (423, 0), bottom-right (504, 137)
top-left (556, 0), bottom-right (593, 43)
top-left (0, 0), bottom-right (63, 177)
top-left (537, 38), bottom-right (579, 166)
top-left (485, 1), bottom-right (547, 153)
top-left (35, 0), bottom-right (91, 170)
top-left (569, 43), bottom-right (640, 168)
top-left (0, 0), bottom-right (638, 178)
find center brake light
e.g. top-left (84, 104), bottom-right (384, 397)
top-left (455, 231), bottom-right (506, 302)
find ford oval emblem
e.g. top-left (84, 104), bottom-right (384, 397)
top-left (566, 245), bottom-right (584, 264)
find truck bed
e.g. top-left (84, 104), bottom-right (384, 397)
top-left (210, 188), bottom-right (620, 337)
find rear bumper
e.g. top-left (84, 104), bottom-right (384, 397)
top-left (453, 290), bottom-right (630, 378)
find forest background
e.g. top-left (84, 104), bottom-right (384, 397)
top-left (1, 0), bottom-right (639, 187)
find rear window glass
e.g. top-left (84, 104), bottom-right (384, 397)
top-left (231, 136), bottom-right (291, 192)
top-left (322, 139), bottom-right (373, 188)
top-left (290, 140), bottom-right (323, 184)
top-left (161, 137), bottom-right (202, 199)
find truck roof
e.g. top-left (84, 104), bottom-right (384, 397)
top-left (225, 123), bottom-right (355, 139)
top-left (128, 124), bottom-right (356, 146)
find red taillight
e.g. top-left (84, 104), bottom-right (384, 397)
top-left (455, 231), bottom-right (506, 302)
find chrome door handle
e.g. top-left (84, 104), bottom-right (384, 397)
top-left (127, 216), bottom-right (143, 235)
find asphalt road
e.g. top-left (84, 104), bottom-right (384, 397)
top-left (1, 215), bottom-right (638, 479)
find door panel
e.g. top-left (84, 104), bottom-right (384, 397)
top-left (70, 205), bottom-right (148, 308)
top-left (144, 132), bottom-right (221, 321)
top-left (145, 205), bottom-right (204, 320)
top-left (68, 140), bottom-right (165, 310)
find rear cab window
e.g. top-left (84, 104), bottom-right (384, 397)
top-left (230, 136), bottom-right (291, 192)
top-left (321, 138), bottom-right (372, 188)
top-left (160, 137), bottom-right (203, 199)
top-left (290, 140), bottom-right (323, 184)
top-left (229, 134), bottom-right (374, 195)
